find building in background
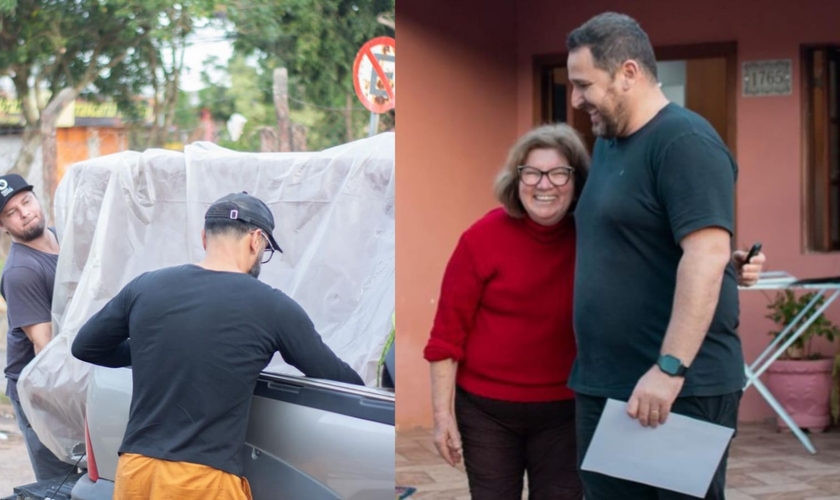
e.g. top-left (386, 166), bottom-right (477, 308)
top-left (398, 0), bottom-right (840, 429)
top-left (0, 96), bottom-right (132, 187)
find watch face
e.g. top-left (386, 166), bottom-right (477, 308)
top-left (659, 355), bottom-right (681, 375)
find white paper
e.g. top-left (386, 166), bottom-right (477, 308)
top-left (580, 398), bottom-right (735, 498)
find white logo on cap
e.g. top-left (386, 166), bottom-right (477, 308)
top-left (0, 180), bottom-right (8, 191)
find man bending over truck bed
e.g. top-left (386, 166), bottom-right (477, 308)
top-left (72, 191), bottom-right (363, 500)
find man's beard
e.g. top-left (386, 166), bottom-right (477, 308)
top-left (10, 215), bottom-right (45, 242)
top-left (592, 108), bottom-right (620, 138)
top-left (589, 91), bottom-right (627, 139)
top-left (248, 258), bottom-right (261, 279)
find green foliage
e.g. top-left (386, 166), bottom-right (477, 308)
top-left (290, 106), bottom-right (330, 150)
top-left (0, 0), bottom-right (171, 91)
top-left (0, 0), bottom-right (217, 170)
top-left (377, 312), bottom-right (394, 388)
top-left (113, 1), bottom-right (219, 148)
top-left (0, 0), bottom-right (395, 166)
top-left (191, 53), bottom-right (274, 151)
top-left (766, 290), bottom-right (840, 359)
top-left (216, 119), bottom-right (261, 151)
top-left (173, 90), bottom-right (199, 133)
top-left (227, 56), bottom-right (270, 125)
top-left (223, 0), bottom-right (394, 148)
top-left (196, 55), bottom-right (235, 121)
top-left (0, 0), bottom-right (15, 15)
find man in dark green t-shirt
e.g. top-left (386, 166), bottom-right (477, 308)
top-left (566, 12), bottom-right (763, 499)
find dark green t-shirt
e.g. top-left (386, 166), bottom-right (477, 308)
top-left (570, 102), bottom-right (745, 399)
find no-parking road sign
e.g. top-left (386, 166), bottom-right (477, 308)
top-left (353, 36), bottom-right (395, 114)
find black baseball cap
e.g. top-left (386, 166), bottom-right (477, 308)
top-left (204, 192), bottom-right (283, 253)
top-left (0, 174), bottom-right (34, 214)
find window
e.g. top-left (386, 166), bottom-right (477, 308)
top-left (803, 46), bottom-right (840, 252)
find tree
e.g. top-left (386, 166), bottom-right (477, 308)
top-left (110, 1), bottom-right (219, 149)
top-left (223, 0), bottom-right (394, 148)
top-left (0, 0), bottom-right (182, 212)
top-left (183, 53), bottom-right (332, 152)
top-left (193, 53), bottom-right (274, 151)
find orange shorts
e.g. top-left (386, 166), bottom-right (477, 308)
top-left (113, 452), bottom-right (253, 500)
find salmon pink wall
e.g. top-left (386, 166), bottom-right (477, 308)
top-left (515, 0), bottom-right (840, 422)
top-left (397, 0), bottom-right (518, 429)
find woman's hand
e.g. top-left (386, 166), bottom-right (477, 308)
top-left (432, 410), bottom-right (463, 466)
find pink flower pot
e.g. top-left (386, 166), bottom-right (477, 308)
top-left (764, 358), bottom-right (834, 433)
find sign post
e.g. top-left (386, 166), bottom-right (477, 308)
top-left (353, 36), bottom-right (396, 136)
top-left (369, 109), bottom-right (380, 138)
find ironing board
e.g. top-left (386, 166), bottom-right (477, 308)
top-left (741, 271), bottom-right (840, 454)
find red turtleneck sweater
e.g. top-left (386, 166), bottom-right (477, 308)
top-left (424, 207), bottom-right (577, 402)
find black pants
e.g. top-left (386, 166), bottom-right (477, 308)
top-left (575, 392), bottom-right (742, 500)
top-left (12, 397), bottom-right (77, 482)
top-left (455, 387), bottom-right (582, 500)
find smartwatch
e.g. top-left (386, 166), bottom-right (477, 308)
top-left (656, 354), bottom-right (688, 377)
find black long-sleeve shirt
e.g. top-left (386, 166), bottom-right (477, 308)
top-left (72, 264), bottom-right (363, 476)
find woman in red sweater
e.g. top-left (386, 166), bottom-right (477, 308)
top-left (423, 124), bottom-right (764, 500)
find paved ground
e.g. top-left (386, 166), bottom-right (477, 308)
top-left (397, 424), bottom-right (840, 500)
top-left (0, 398), bottom-right (34, 496)
top-left (0, 346), bottom-right (38, 496)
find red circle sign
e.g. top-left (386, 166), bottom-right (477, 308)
top-left (353, 36), bottom-right (396, 114)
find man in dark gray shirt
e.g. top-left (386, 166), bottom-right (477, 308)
top-left (566, 13), bottom-right (764, 499)
top-left (0, 173), bottom-right (76, 481)
top-left (72, 192), bottom-right (363, 499)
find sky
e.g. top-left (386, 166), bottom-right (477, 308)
top-left (0, 23), bottom-right (234, 99)
top-left (177, 24), bottom-right (235, 93)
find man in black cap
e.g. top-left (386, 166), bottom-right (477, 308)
top-left (71, 191), bottom-right (363, 500)
top-left (0, 173), bottom-right (77, 481)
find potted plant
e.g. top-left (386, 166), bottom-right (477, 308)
top-left (764, 290), bottom-right (840, 433)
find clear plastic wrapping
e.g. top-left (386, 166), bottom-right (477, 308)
top-left (16, 133), bottom-right (395, 463)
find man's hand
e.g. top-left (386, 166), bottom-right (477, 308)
top-left (732, 249), bottom-right (766, 287)
top-left (627, 365), bottom-right (685, 428)
top-left (432, 411), bottom-right (463, 467)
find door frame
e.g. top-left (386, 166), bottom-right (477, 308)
top-left (532, 41), bottom-right (739, 156)
top-left (532, 41), bottom-right (740, 240)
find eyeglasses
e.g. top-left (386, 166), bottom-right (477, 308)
top-left (517, 166), bottom-right (575, 187)
top-left (254, 230), bottom-right (275, 264)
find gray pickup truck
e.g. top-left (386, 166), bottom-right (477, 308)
top-left (71, 356), bottom-right (395, 499)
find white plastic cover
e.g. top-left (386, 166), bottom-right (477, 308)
top-left (16, 133), bottom-right (395, 464)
